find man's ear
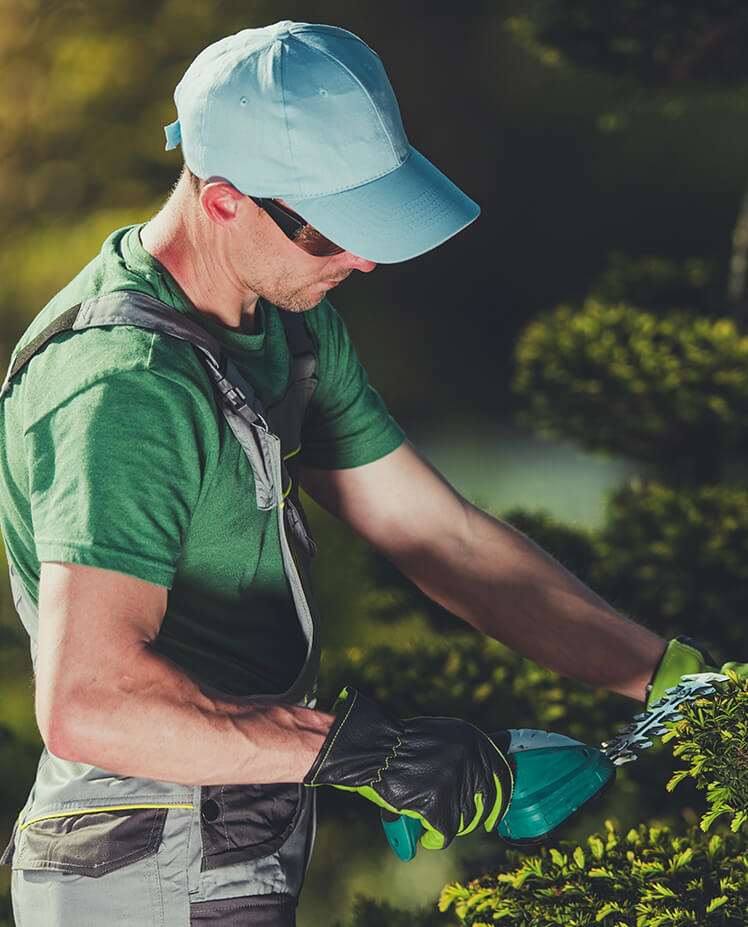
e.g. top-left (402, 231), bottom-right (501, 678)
top-left (199, 179), bottom-right (247, 226)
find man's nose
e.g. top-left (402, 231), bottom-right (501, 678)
top-left (343, 252), bottom-right (377, 273)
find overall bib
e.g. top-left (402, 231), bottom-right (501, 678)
top-left (0, 290), bottom-right (323, 926)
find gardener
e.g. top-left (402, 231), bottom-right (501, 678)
top-left (0, 19), bottom-right (745, 927)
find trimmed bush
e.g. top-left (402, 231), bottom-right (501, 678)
top-left (592, 481), bottom-right (748, 653)
top-left (513, 299), bottom-right (748, 475)
top-left (339, 678), bottom-right (747, 927)
top-left (439, 820), bottom-right (747, 926)
top-left (663, 670), bottom-right (748, 834)
top-left (438, 675), bottom-right (748, 926)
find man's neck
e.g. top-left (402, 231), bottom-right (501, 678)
top-left (140, 190), bottom-right (260, 332)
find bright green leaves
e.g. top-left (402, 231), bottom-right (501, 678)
top-left (437, 673), bottom-right (747, 926)
top-left (662, 672), bottom-right (748, 834)
top-left (438, 820), bottom-right (748, 926)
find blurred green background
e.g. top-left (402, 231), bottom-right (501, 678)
top-left (2, 1), bottom-right (748, 925)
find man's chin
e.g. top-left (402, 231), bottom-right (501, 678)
top-left (273, 290), bottom-right (327, 313)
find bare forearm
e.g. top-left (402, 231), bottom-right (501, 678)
top-left (47, 645), bottom-right (334, 785)
top-left (389, 501), bottom-right (666, 702)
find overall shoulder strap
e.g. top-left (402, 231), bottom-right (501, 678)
top-left (0, 289), bottom-right (279, 509)
top-left (1, 290), bottom-right (267, 420)
top-left (2, 289), bottom-right (225, 391)
top-left (277, 308), bottom-right (317, 385)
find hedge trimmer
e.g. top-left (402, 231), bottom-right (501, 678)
top-left (381, 672), bottom-right (728, 860)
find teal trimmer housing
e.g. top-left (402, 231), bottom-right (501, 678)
top-left (381, 729), bottom-right (616, 861)
top-left (496, 729), bottom-right (615, 846)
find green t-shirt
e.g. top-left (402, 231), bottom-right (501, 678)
top-left (0, 224), bottom-right (405, 696)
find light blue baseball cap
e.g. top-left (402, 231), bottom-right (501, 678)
top-left (163, 20), bottom-right (480, 263)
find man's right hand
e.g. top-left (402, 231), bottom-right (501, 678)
top-left (303, 685), bottom-right (514, 850)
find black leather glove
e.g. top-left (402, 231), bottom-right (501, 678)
top-left (303, 685), bottom-right (515, 850)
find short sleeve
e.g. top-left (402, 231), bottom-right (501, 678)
top-left (300, 302), bottom-right (406, 469)
top-left (25, 369), bottom-right (209, 588)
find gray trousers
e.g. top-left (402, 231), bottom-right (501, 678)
top-left (6, 783), bottom-right (317, 926)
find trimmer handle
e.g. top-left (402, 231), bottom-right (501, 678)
top-left (380, 809), bottom-right (423, 861)
top-left (380, 729), bottom-right (616, 861)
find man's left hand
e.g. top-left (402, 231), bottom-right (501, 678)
top-left (646, 636), bottom-right (748, 710)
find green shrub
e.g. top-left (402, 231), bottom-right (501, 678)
top-left (341, 677), bottom-right (747, 927)
top-left (438, 673), bottom-right (747, 926)
top-left (513, 299), bottom-right (748, 475)
top-left (592, 481), bottom-right (748, 652)
top-left (439, 820), bottom-right (747, 926)
top-left (663, 670), bottom-right (748, 834)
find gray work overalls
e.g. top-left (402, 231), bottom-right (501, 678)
top-left (0, 290), bottom-right (324, 926)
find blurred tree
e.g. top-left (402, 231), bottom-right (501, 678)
top-left (513, 300), bottom-right (748, 480)
top-left (593, 481), bottom-right (748, 654)
top-left (506, 0), bottom-right (748, 319)
top-left (507, 1), bottom-right (748, 88)
top-left (588, 252), bottom-right (719, 315)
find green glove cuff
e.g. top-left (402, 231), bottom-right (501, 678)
top-left (721, 661), bottom-right (748, 680)
top-left (645, 636), bottom-right (717, 710)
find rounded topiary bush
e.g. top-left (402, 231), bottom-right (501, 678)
top-left (513, 299), bottom-right (748, 475)
top-left (591, 480), bottom-right (748, 653)
top-left (662, 670), bottom-right (748, 835)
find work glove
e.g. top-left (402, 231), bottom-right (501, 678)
top-left (303, 685), bottom-right (514, 850)
top-left (645, 635), bottom-right (748, 710)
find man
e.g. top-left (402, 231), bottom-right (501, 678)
top-left (0, 19), bottom-right (744, 927)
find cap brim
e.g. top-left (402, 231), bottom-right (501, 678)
top-left (281, 145), bottom-right (480, 264)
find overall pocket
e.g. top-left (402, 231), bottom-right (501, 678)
top-left (199, 783), bottom-right (303, 871)
top-left (10, 806), bottom-right (167, 877)
top-left (7, 807), bottom-right (172, 927)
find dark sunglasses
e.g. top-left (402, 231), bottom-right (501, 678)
top-left (249, 196), bottom-right (345, 257)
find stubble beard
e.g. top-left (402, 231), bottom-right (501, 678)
top-left (257, 279), bottom-right (329, 313)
